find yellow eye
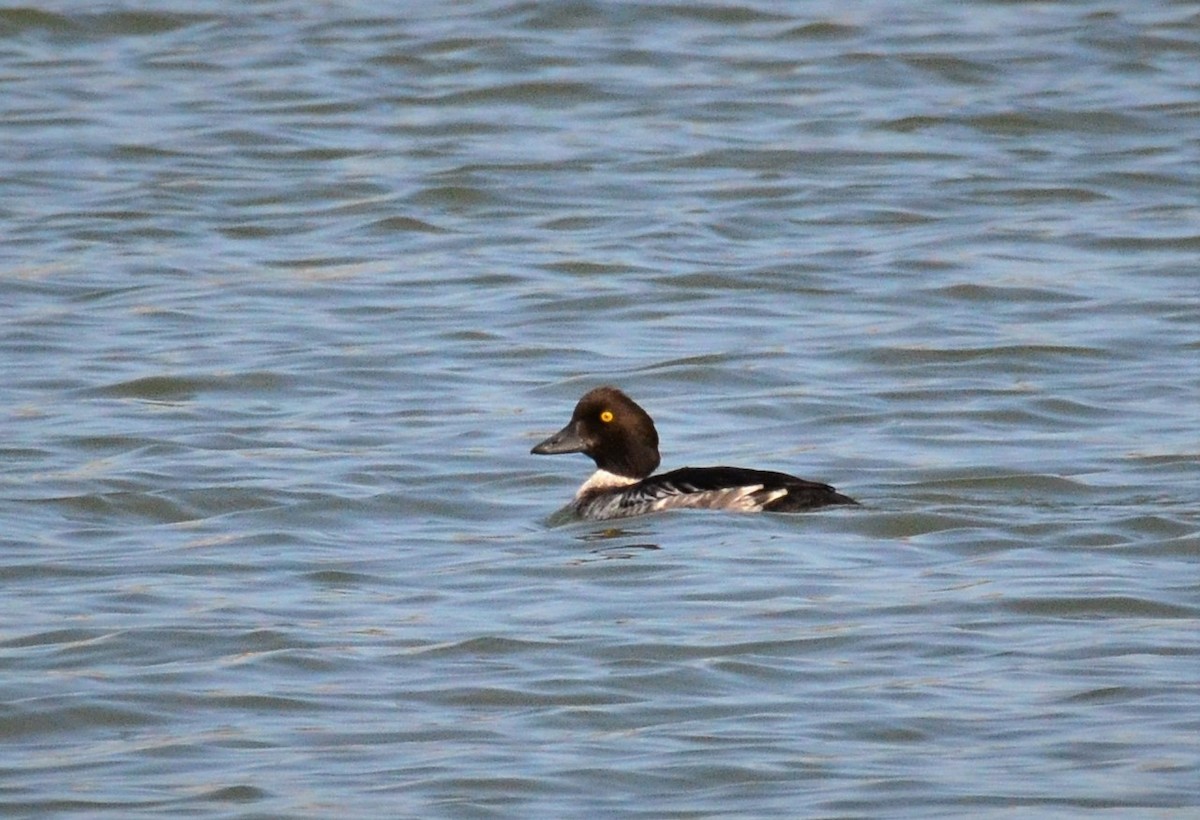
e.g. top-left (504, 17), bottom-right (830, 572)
top-left (600, 410), bottom-right (614, 423)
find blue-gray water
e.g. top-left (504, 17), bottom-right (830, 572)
top-left (2, 1), bottom-right (1198, 816)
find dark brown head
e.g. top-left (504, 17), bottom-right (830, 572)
top-left (530, 386), bottom-right (661, 479)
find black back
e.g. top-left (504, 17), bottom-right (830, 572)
top-left (650, 466), bottom-right (858, 511)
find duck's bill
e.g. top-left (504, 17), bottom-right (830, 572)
top-left (531, 421), bottom-right (586, 455)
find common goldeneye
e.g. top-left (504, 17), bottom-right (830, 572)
top-left (531, 386), bottom-right (857, 520)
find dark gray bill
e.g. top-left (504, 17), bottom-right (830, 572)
top-left (531, 421), bottom-right (586, 455)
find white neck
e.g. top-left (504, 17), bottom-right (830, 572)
top-left (575, 469), bottom-right (638, 499)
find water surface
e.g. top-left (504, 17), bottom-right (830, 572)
top-left (2, 1), bottom-right (1198, 816)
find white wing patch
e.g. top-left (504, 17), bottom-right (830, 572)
top-left (573, 477), bottom-right (790, 519)
top-left (653, 484), bottom-right (788, 512)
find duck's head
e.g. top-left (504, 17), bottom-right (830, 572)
top-left (531, 386), bottom-right (661, 479)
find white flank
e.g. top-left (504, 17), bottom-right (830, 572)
top-left (656, 484), bottom-right (788, 513)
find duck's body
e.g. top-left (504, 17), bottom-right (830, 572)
top-left (531, 386), bottom-right (856, 521)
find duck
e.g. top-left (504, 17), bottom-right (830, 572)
top-left (531, 386), bottom-right (857, 520)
